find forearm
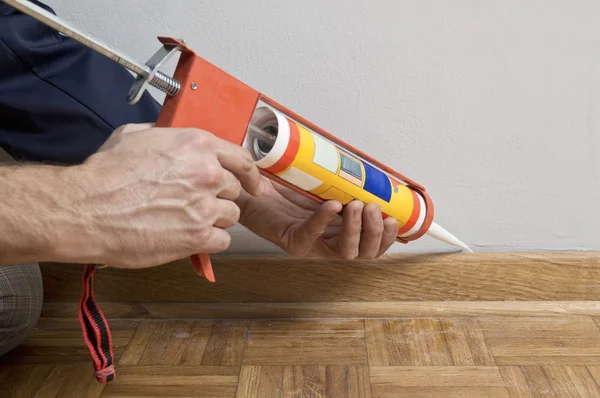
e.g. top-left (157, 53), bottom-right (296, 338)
top-left (0, 164), bottom-right (94, 265)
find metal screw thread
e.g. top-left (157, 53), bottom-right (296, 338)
top-left (150, 71), bottom-right (180, 97)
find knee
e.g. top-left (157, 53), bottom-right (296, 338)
top-left (0, 263), bottom-right (44, 357)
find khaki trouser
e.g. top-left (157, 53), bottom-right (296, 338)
top-left (0, 263), bottom-right (43, 357)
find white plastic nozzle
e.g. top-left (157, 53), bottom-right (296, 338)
top-left (426, 221), bottom-right (473, 252)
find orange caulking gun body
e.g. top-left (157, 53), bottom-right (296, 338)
top-left (154, 37), bottom-right (439, 283)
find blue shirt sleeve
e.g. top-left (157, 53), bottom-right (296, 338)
top-left (0, 0), bottom-right (161, 164)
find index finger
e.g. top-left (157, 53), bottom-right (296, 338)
top-left (214, 140), bottom-right (265, 196)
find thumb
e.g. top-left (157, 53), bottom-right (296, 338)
top-left (290, 200), bottom-right (342, 251)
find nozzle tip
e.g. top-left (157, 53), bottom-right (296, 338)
top-left (455, 240), bottom-right (473, 253)
top-left (426, 221), bottom-right (473, 253)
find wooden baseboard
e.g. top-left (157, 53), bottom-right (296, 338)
top-left (40, 251), bottom-right (600, 304)
top-left (40, 301), bottom-right (600, 319)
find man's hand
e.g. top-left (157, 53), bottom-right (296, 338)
top-left (0, 123), bottom-right (265, 268)
top-left (237, 177), bottom-right (399, 259)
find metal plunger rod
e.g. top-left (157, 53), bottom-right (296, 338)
top-left (248, 125), bottom-right (277, 143)
top-left (2, 0), bottom-right (179, 97)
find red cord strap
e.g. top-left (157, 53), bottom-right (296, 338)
top-left (78, 264), bottom-right (115, 383)
top-left (78, 257), bottom-right (207, 383)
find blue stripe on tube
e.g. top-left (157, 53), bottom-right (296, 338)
top-left (363, 162), bottom-right (392, 202)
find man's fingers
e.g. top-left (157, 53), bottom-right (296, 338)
top-left (212, 199), bottom-right (242, 229)
top-left (215, 141), bottom-right (264, 196)
top-left (377, 217), bottom-right (400, 257)
top-left (337, 200), bottom-right (363, 259)
top-left (358, 203), bottom-right (385, 259)
top-left (218, 170), bottom-right (242, 201)
top-left (200, 227), bottom-right (232, 254)
top-left (293, 200), bottom-right (341, 250)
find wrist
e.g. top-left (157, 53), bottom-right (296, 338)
top-left (48, 163), bottom-right (108, 264)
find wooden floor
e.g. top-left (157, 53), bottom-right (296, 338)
top-left (2, 314), bottom-right (600, 397)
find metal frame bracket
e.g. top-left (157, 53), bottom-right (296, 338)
top-left (127, 41), bottom-right (184, 104)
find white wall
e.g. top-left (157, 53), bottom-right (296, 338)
top-left (46, 0), bottom-right (600, 253)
